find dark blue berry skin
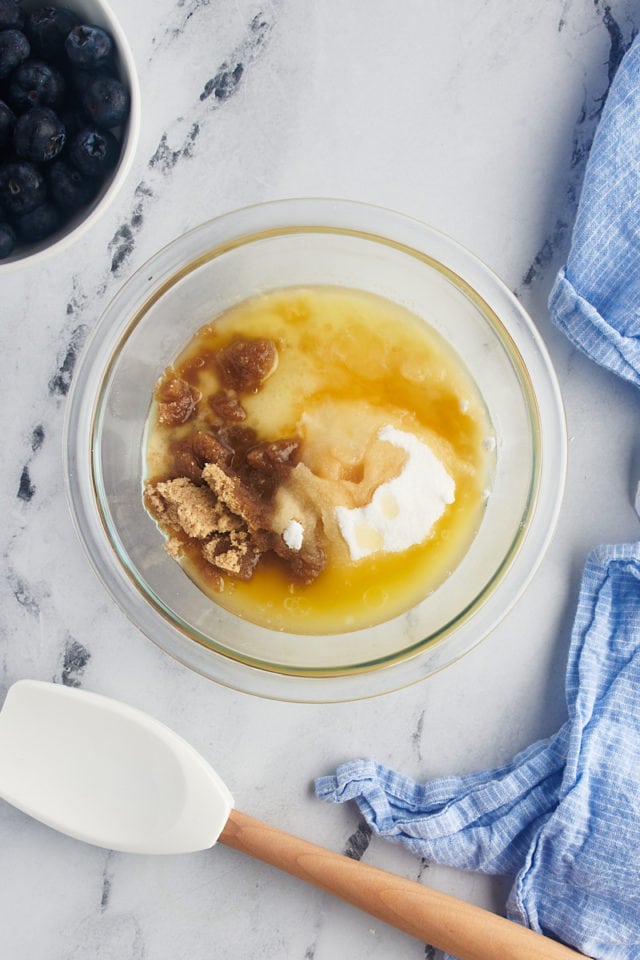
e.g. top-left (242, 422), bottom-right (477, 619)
top-left (69, 126), bottom-right (118, 176)
top-left (81, 75), bottom-right (129, 128)
top-left (0, 98), bottom-right (15, 149)
top-left (47, 157), bottom-right (97, 211)
top-left (0, 28), bottom-right (30, 79)
top-left (8, 59), bottom-right (66, 112)
top-left (69, 64), bottom-right (113, 90)
top-left (0, 160), bottom-right (46, 215)
top-left (14, 105), bottom-right (66, 162)
top-left (25, 5), bottom-right (80, 62)
top-left (14, 198), bottom-right (59, 240)
top-left (64, 24), bottom-right (113, 68)
top-left (0, 0), bottom-right (24, 30)
top-left (0, 218), bottom-right (16, 257)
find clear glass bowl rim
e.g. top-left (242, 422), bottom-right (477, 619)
top-left (64, 197), bottom-right (567, 702)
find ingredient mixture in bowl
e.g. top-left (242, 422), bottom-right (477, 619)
top-left (143, 285), bottom-right (495, 634)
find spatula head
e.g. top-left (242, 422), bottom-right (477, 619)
top-left (0, 680), bottom-right (234, 854)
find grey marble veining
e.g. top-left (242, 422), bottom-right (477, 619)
top-left (2, 1), bottom-right (640, 958)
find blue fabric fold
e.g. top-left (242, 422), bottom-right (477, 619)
top-left (548, 35), bottom-right (640, 388)
top-left (316, 545), bottom-right (640, 958)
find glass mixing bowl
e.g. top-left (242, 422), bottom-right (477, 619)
top-left (64, 199), bottom-right (566, 701)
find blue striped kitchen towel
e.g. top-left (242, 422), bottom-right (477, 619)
top-left (316, 544), bottom-right (640, 958)
top-left (548, 33), bottom-right (640, 388)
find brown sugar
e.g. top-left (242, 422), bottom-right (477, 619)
top-left (215, 337), bottom-right (278, 393)
top-left (145, 338), bottom-right (328, 588)
top-left (155, 376), bottom-right (200, 425)
top-left (144, 477), bottom-right (242, 540)
top-left (201, 461), bottom-right (268, 530)
top-left (208, 389), bottom-right (247, 422)
top-left (202, 531), bottom-right (262, 581)
top-left (146, 429), bottom-right (328, 586)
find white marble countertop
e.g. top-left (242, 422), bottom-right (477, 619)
top-left (2, 1), bottom-right (640, 957)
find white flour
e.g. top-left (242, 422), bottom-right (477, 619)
top-left (334, 425), bottom-right (455, 561)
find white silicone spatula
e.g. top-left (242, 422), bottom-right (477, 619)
top-left (0, 680), bottom-right (586, 960)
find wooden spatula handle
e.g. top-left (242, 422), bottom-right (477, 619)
top-left (219, 809), bottom-right (589, 960)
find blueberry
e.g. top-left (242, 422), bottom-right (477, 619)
top-left (81, 75), bottom-right (129, 128)
top-left (7, 59), bottom-right (66, 112)
top-left (0, 98), bottom-right (15, 149)
top-left (69, 126), bottom-right (118, 176)
top-left (0, 0), bottom-right (24, 31)
top-left (48, 158), bottom-right (97, 211)
top-left (65, 24), bottom-right (113, 68)
top-left (25, 5), bottom-right (81, 62)
top-left (0, 27), bottom-right (30, 79)
top-left (14, 199), bottom-right (60, 241)
top-left (0, 160), bottom-right (46, 215)
top-left (0, 218), bottom-right (16, 257)
top-left (69, 64), bottom-right (114, 91)
top-left (14, 105), bottom-right (66, 161)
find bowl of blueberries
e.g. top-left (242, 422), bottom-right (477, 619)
top-left (0, 0), bottom-right (139, 265)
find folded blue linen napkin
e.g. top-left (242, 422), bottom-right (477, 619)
top-left (316, 544), bottom-right (640, 958)
top-left (316, 33), bottom-right (640, 959)
top-left (549, 34), bottom-right (640, 388)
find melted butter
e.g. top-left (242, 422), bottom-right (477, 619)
top-left (145, 285), bottom-right (495, 634)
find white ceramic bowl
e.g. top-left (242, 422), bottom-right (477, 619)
top-left (65, 199), bottom-right (567, 702)
top-left (0, 0), bottom-right (140, 268)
